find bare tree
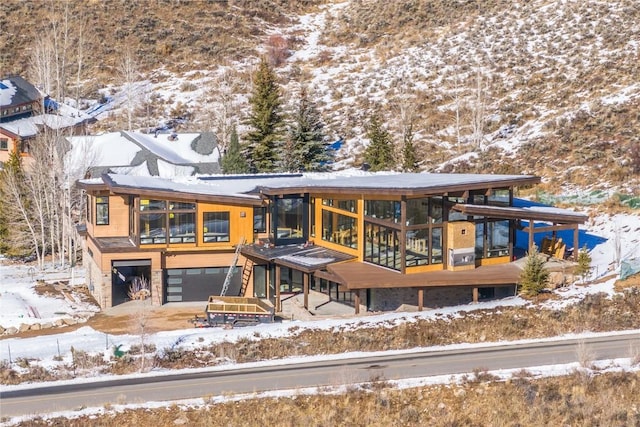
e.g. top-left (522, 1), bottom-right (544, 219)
top-left (128, 276), bottom-right (152, 372)
top-left (470, 66), bottom-right (486, 150)
top-left (118, 45), bottom-right (140, 131)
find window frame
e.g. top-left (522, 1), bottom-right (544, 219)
top-left (95, 196), bottom-right (109, 225)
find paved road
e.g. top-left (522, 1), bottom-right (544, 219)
top-left (2, 332), bottom-right (639, 418)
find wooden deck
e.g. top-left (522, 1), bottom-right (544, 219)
top-left (327, 261), bottom-right (523, 290)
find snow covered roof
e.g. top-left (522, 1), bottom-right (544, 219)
top-left (0, 76), bottom-right (41, 108)
top-left (66, 131), bottom-right (221, 178)
top-left (78, 171), bottom-right (540, 204)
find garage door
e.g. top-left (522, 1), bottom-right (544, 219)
top-left (164, 266), bottom-right (241, 302)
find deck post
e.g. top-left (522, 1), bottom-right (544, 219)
top-left (418, 288), bottom-right (424, 311)
top-left (528, 222), bottom-right (534, 252)
top-left (354, 289), bottom-right (360, 315)
top-left (472, 287), bottom-right (479, 304)
top-left (275, 265), bottom-right (281, 313)
top-left (303, 273), bottom-right (309, 309)
top-left (573, 225), bottom-right (579, 260)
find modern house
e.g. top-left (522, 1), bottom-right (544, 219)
top-left (0, 76), bottom-right (95, 165)
top-left (77, 172), bottom-right (588, 313)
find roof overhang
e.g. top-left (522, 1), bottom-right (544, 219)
top-left (452, 204), bottom-right (588, 224)
top-left (257, 176), bottom-right (541, 198)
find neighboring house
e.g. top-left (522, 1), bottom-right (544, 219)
top-left (66, 131), bottom-right (221, 178)
top-left (0, 75), bottom-right (95, 165)
top-left (77, 172), bottom-right (588, 312)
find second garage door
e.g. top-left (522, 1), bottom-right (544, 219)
top-left (164, 266), bottom-right (241, 303)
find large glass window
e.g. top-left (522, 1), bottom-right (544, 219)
top-left (203, 212), bottom-right (230, 242)
top-left (139, 199), bottom-right (196, 245)
top-left (405, 228), bottom-right (429, 266)
top-left (487, 220), bottom-right (510, 257)
top-left (364, 200), bottom-right (401, 223)
top-left (447, 197), bottom-right (467, 221)
top-left (0, 138), bottom-right (8, 151)
top-left (273, 196), bottom-right (307, 243)
top-left (488, 189), bottom-right (510, 206)
top-left (406, 198), bottom-right (429, 226)
top-left (140, 213), bottom-right (166, 244)
top-left (364, 222), bottom-right (401, 270)
top-left (253, 206), bottom-right (267, 233)
top-left (431, 227), bottom-right (443, 264)
top-left (322, 210), bottom-right (357, 248)
top-left (430, 197), bottom-right (443, 223)
top-left (95, 196), bottom-right (109, 225)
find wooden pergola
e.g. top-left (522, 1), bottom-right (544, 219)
top-left (452, 204), bottom-right (588, 255)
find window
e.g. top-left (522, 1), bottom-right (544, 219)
top-left (253, 206), bottom-right (267, 233)
top-left (322, 198), bottom-right (357, 213)
top-left (0, 138), bottom-right (8, 151)
top-left (488, 189), bottom-right (510, 206)
top-left (406, 198), bottom-right (429, 226)
top-left (447, 197), bottom-right (467, 221)
top-left (273, 196), bottom-right (307, 244)
top-left (364, 222), bottom-right (401, 270)
top-left (203, 212), bottom-right (230, 242)
top-left (487, 220), bottom-right (510, 257)
top-left (139, 199), bottom-right (195, 245)
top-left (95, 196), bottom-right (109, 225)
top-left (322, 210), bottom-right (357, 248)
top-left (364, 200), bottom-right (401, 223)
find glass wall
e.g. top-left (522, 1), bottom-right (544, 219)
top-left (322, 210), bottom-right (357, 248)
top-left (364, 222), bottom-right (401, 270)
top-left (487, 220), bottom-right (510, 257)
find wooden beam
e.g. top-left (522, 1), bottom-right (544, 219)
top-left (472, 287), bottom-right (479, 304)
top-left (275, 266), bottom-right (281, 313)
top-left (573, 226), bottom-right (579, 260)
top-left (522, 223), bottom-right (579, 234)
top-left (418, 288), bottom-right (424, 311)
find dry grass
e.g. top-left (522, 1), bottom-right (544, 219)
top-left (4, 286), bottom-right (640, 384)
top-left (10, 370), bottom-right (640, 427)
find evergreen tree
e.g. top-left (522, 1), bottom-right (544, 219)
top-left (575, 245), bottom-right (592, 283)
top-left (282, 86), bottom-right (330, 172)
top-left (364, 109), bottom-right (395, 171)
top-left (0, 150), bottom-right (29, 256)
top-left (401, 121), bottom-right (419, 172)
top-left (245, 57), bottom-right (284, 172)
top-left (220, 125), bottom-right (249, 174)
top-left (519, 244), bottom-right (550, 296)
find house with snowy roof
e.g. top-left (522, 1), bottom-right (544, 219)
top-left (66, 131), bottom-right (221, 178)
top-left (77, 171), bottom-right (588, 314)
top-left (0, 76), bottom-right (95, 165)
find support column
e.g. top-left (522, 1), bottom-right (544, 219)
top-left (472, 287), bottom-right (479, 304)
top-left (528, 224), bottom-right (534, 252)
top-left (303, 273), bottom-right (309, 310)
top-left (573, 225), bottom-right (579, 260)
top-left (418, 288), bottom-right (424, 311)
top-left (354, 289), bottom-right (360, 315)
top-left (275, 265), bottom-right (281, 313)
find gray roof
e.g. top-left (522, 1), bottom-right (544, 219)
top-left (0, 76), bottom-right (41, 108)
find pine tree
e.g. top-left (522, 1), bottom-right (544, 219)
top-left (283, 86), bottom-right (330, 172)
top-left (245, 57), bottom-right (284, 172)
top-left (519, 244), bottom-right (550, 296)
top-left (401, 121), bottom-right (419, 172)
top-left (0, 150), bottom-right (29, 256)
top-left (220, 125), bottom-right (249, 174)
top-left (364, 109), bottom-right (395, 171)
top-left (575, 245), bottom-right (592, 283)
